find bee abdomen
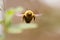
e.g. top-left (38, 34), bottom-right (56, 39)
top-left (24, 17), bottom-right (32, 23)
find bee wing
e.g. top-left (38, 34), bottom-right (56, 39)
top-left (35, 13), bottom-right (43, 16)
top-left (15, 12), bottom-right (24, 17)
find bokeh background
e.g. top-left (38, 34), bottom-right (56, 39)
top-left (4, 0), bottom-right (60, 40)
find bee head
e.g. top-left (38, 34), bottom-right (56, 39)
top-left (26, 12), bottom-right (32, 16)
top-left (24, 10), bottom-right (34, 16)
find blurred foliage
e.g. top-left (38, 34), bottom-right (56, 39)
top-left (0, 20), bottom-right (3, 24)
top-left (15, 7), bottom-right (24, 12)
top-left (5, 8), bottom-right (15, 27)
top-left (0, 6), bottom-right (39, 34)
top-left (5, 7), bottom-right (24, 27)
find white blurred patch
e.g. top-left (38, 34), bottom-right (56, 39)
top-left (40, 0), bottom-right (60, 8)
top-left (20, 23), bottom-right (38, 29)
top-left (0, 11), bottom-right (3, 21)
top-left (0, 24), bottom-right (4, 35)
top-left (8, 23), bottom-right (38, 34)
top-left (0, 6), bottom-right (3, 10)
top-left (0, 0), bottom-right (3, 6)
top-left (8, 27), bottom-right (23, 34)
top-left (0, 0), bottom-right (3, 21)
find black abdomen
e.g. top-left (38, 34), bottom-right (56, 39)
top-left (24, 16), bottom-right (32, 23)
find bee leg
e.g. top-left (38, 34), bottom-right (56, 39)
top-left (23, 15), bottom-right (25, 21)
top-left (33, 16), bottom-right (35, 21)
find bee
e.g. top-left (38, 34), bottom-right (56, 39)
top-left (23, 10), bottom-right (35, 23)
top-left (16, 9), bottom-right (42, 23)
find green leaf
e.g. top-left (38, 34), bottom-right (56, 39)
top-left (5, 8), bottom-right (15, 25)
